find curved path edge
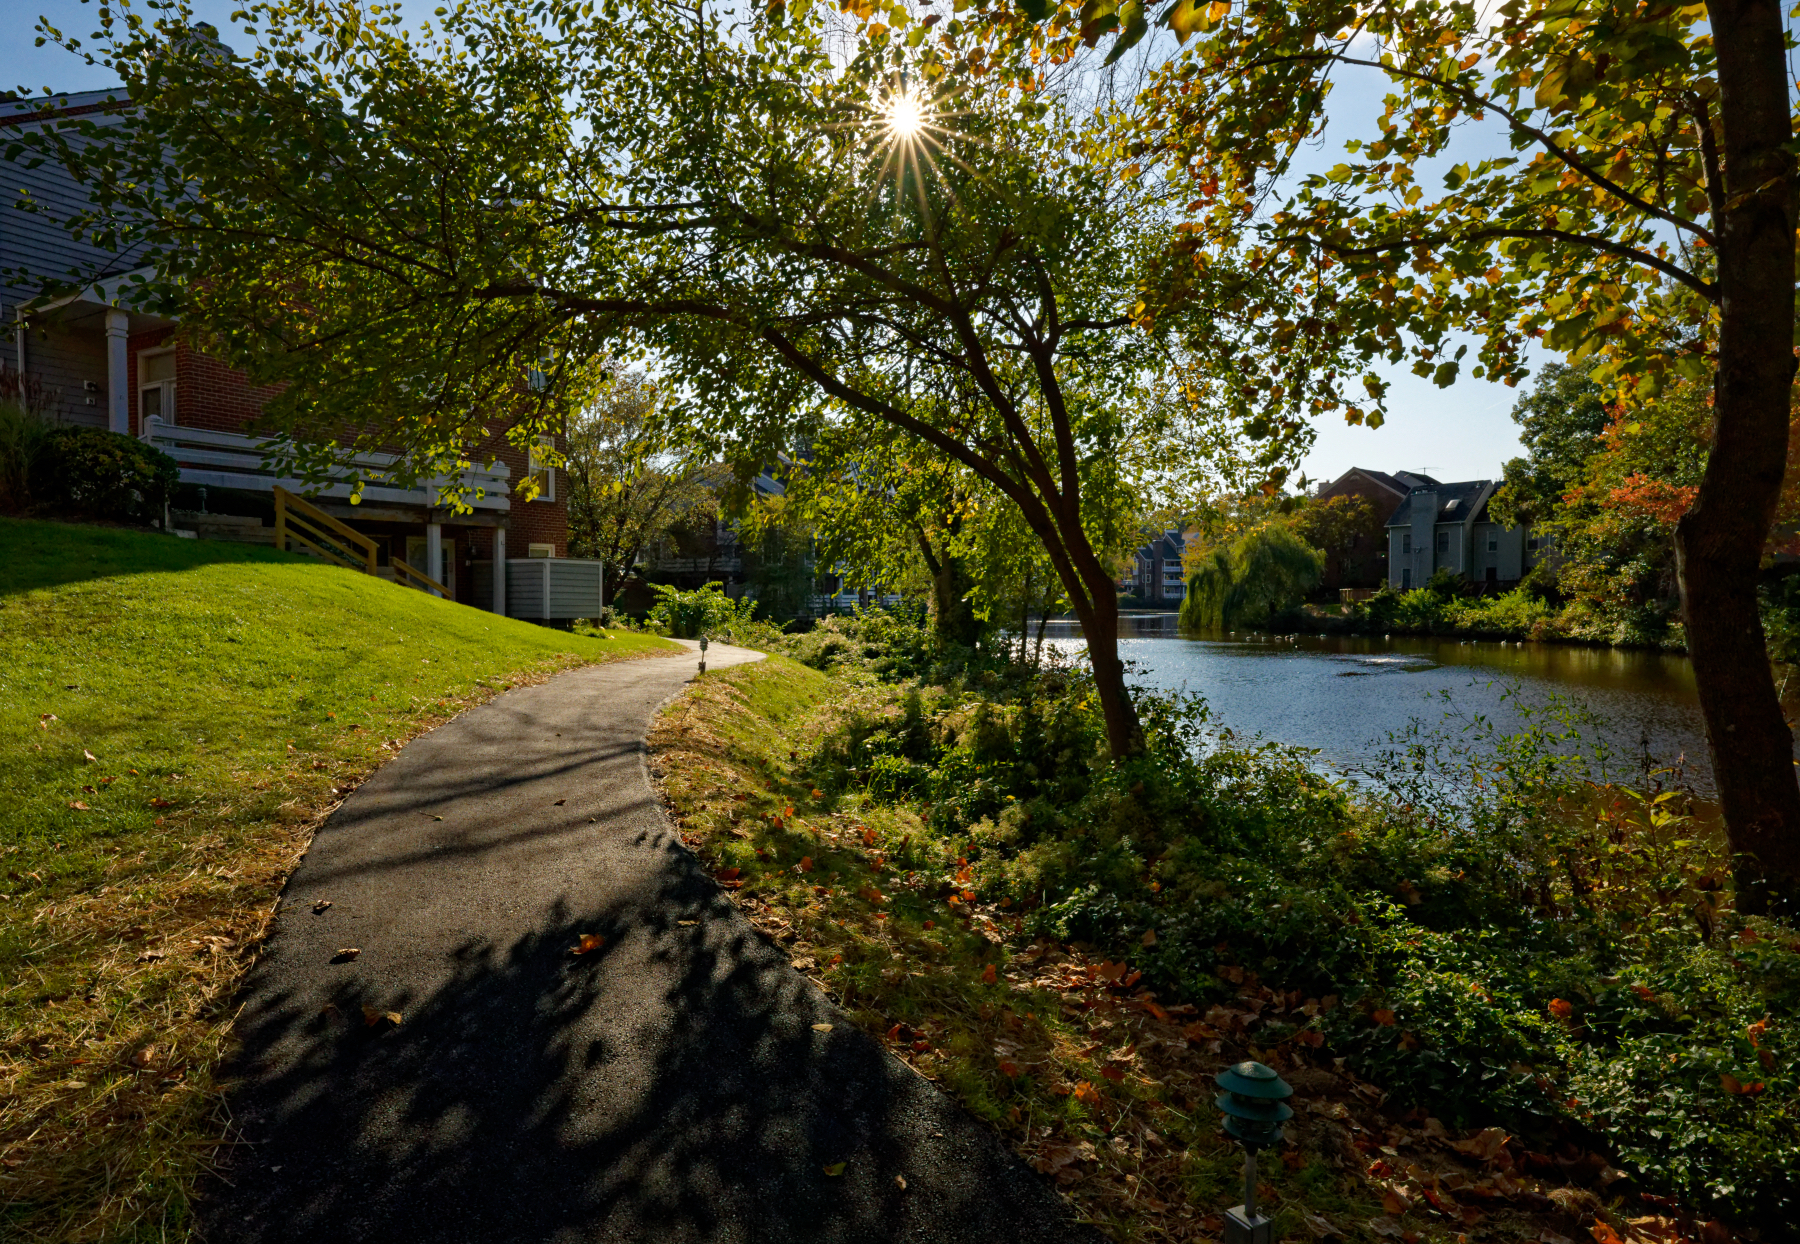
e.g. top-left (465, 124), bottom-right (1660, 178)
top-left (201, 642), bottom-right (1097, 1244)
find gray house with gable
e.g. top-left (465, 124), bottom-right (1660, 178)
top-left (1385, 480), bottom-right (1539, 591)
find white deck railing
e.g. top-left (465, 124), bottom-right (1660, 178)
top-left (142, 417), bottom-right (511, 512)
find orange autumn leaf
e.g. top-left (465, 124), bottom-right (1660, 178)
top-left (1100, 1064), bottom-right (1126, 1082)
top-left (571, 933), bottom-right (605, 955)
top-left (1590, 1223), bottom-right (1627, 1244)
top-left (998, 1059), bottom-right (1021, 1077)
top-left (715, 867), bottom-right (741, 882)
top-left (1549, 998), bottom-right (1575, 1021)
top-left (1072, 1081), bottom-right (1101, 1104)
top-left (810, 788), bottom-right (823, 799)
top-left (861, 826), bottom-right (877, 847)
top-left (981, 964), bottom-right (997, 984)
top-left (1372, 1009), bottom-right (1396, 1026)
top-left (798, 856), bottom-right (813, 873)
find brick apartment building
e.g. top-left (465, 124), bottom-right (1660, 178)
top-left (5, 88), bottom-right (590, 619)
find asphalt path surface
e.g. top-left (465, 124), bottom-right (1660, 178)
top-left (202, 641), bottom-right (1095, 1244)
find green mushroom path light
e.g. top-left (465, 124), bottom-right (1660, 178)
top-left (1215, 1061), bottom-right (1294, 1244)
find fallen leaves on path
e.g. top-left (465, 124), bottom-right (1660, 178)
top-left (571, 933), bottom-right (605, 955)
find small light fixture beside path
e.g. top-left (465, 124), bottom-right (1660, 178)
top-left (1215, 1060), bottom-right (1294, 1243)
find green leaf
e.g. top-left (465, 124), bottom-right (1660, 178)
top-left (1103, 0), bottom-right (1147, 64)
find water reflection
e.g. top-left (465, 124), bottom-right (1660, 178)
top-left (1026, 614), bottom-right (1767, 796)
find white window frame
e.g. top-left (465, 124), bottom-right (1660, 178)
top-left (527, 542), bottom-right (555, 558)
top-left (528, 434), bottom-right (556, 502)
top-left (137, 346), bottom-right (177, 425)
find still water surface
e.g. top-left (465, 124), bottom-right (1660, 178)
top-left (1035, 614), bottom-right (1742, 794)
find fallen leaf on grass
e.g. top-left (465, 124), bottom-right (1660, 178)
top-left (135, 950), bottom-right (167, 963)
top-left (797, 857), bottom-right (813, 873)
top-left (1302, 1212), bottom-right (1342, 1239)
top-left (150, 797), bottom-right (173, 808)
top-left (822, 1162), bottom-right (845, 1176)
top-left (998, 1059), bottom-right (1021, 1077)
top-left (126, 1045), bottom-right (157, 1068)
top-left (331, 948), bottom-right (361, 963)
top-left (1590, 1224), bottom-right (1626, 1244)
top-left (67, 801), bottom-right (89, 811)
top-left (1372, 1009), bottom-right (1396, 1026)
top-left (571, 934), bottom-right (606, 955)
top-left (362, 1006), bottom-right (402, 1027)
top-left (313, 899), bottom-right (333, 913)
top-left (1450, 1127), bottom-right (1510, 1161)
top-left (1072, 1081), bottom-right (1101, 1104)
top-left (83, 749), bottom-right (98, 763)
top-left (981, 964), bottom-right (997, 984)
top-left (811, 1023), bottom-right (834, 1032)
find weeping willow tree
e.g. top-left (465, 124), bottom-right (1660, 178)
top-left (1179, 523), bottom-right (1324, 633)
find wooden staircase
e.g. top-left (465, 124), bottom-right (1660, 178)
top-left (273, 486), bottom-right (449, 597)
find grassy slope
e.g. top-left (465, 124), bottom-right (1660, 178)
top-left (0, 518), bottom-right (677, 1242)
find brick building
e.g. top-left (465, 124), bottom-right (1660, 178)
top-left (5, 88), bottom-right (589, 619)
top-left (1310, 467), bottom-right (1438, 592)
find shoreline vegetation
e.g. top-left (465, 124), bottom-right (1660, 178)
top-left (0, 519), bottom-right (678, 1243)
top-left (654, 609), bottom-right (1796, 1242)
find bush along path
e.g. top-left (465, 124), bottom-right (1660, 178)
top-left (648, 624), bottom-right (1794, 1244)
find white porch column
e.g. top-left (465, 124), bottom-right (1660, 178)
top-left (104, 310), bottom-right (130, 434)
top-left (492, 526), bottom-right (507, 615)
top-left (426, 522), bottom-right (444, 597)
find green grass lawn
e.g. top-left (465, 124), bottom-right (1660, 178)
top-left (0, 517), bottom-right (677, 1243)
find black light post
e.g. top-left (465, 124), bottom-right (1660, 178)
top-left (1214, 1060), bottom-right (1294, 1244)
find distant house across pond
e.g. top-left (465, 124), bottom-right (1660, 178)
top-left (5, 88), bottom-right (593, 621)
top-left (1383, 479), bottom-right (1540, 591)
top-left (1121, 529), bottom-right (1189, 605)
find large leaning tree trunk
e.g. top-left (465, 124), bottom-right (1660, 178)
top-left (1677, 0), bottom-right (1800, 914)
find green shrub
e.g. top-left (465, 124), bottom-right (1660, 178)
top-left (0, 400), bottom-right (63, 514)
top-left (646, 580), bottom-right (753, 638)
top-left (795, 658), bottom-right (1799, 1227)
top-left (38, 426), bottom-right (179, 524)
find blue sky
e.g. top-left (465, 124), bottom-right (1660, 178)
top-left (7, 0), bottom-right (1542, 486)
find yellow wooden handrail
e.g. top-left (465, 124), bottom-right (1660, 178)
top-left (273, 484), bottom-right (451, 597)
top-left (274, 485), bottom-right (377, 574)
top-left (389, 554), bottom-right (450, 598)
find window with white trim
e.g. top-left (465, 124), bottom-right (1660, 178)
top-left (528, 435), bottom-right (556, 502)
top-left (139, 349), bottom-right (176, 425)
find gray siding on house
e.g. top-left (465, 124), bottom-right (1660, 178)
top-left (19, 320), bottom-right (108, 425)
top-left (2, 95), bottom-right (145, 310)
top-left (504, 558), bottom-right (604, 620)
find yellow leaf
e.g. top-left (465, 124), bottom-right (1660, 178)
top-left (823, 1162), bottom-right (846, 1176)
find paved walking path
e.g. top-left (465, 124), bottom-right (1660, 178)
top-left (204, 643), bottom-right (1094, 1244)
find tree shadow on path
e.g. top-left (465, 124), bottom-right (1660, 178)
top-left (202, 837), bottom-right (1093, 1244)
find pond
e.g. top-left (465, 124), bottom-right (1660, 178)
top-left (1030, 614), bottom-right (1772, 796)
